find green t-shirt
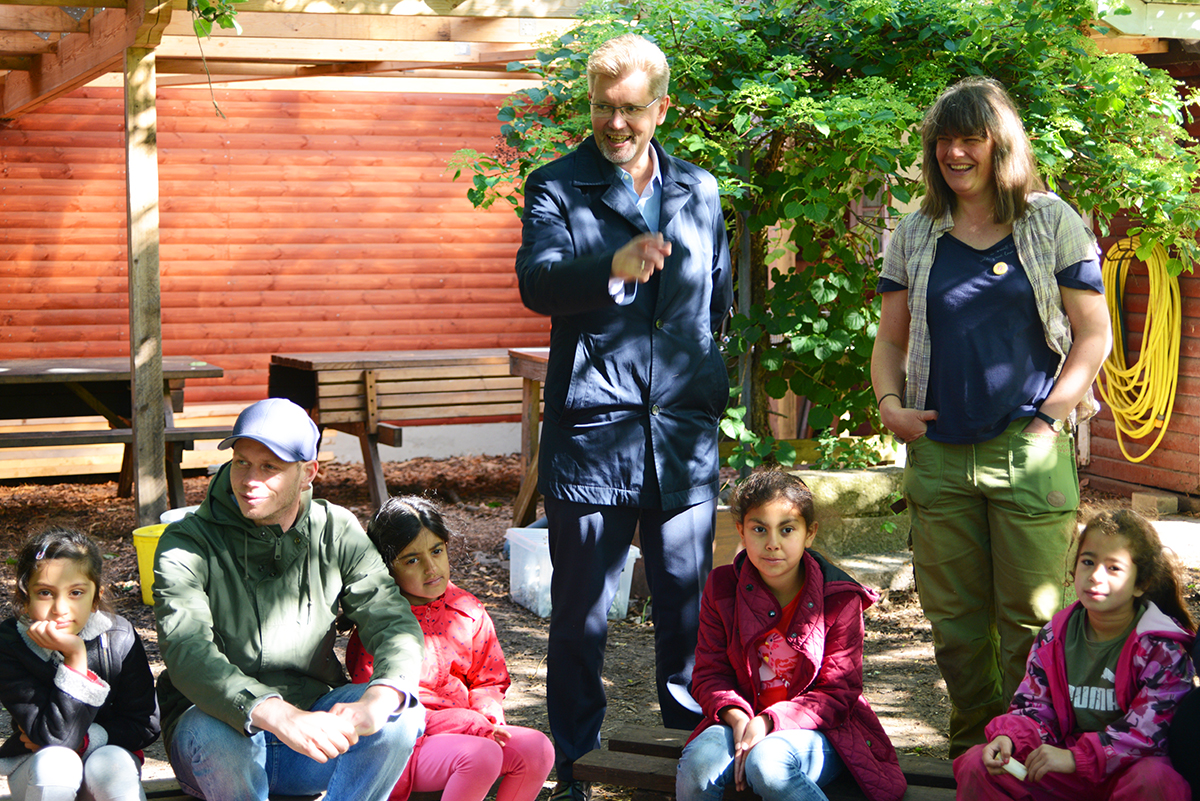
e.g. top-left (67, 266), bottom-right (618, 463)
top-left (1063, 604), bottom-right (1146, 733)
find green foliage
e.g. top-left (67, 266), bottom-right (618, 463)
top-left (811, 429), bottom-right (887, 470)
top-left (189, 0), bottom-right (245, 38)
top-left (453, 0), bottom-right (1200, 466)
top-left (720, 399), bottom-right (798, 471)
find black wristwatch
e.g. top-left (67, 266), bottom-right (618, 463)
top-left (1033, 410), bottom-right (1064, 433)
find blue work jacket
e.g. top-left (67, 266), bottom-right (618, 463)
top-left (515, 137), bottom-right (733, 510)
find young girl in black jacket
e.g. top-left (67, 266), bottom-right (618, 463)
top-left (0, 527), bottom-right (159, 800)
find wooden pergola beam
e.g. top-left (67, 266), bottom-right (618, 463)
top-left (0, 6), bottom-right (90, 33)
top-left (0, 0), bottom-right (124, 8)
top-left (1, 0), bottom-right (171, 118)
top-left (161, 10), bottom-right (572, 41)
top-left (153, 34), bottom-right (539, 63)
top-left (0, 31), bottom-right (59, 54)
top-left (231, 0), bottom-right (581, 16)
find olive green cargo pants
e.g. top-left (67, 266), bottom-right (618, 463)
top-left (904, 418), bottom-right (1077, 757)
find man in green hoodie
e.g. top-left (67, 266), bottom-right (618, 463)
top-left (153, 398), bottom-right (424, 801)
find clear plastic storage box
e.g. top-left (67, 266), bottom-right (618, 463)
top-left (505, 527), bottom-right (641, 620)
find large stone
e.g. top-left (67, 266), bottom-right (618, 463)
top-left (714, 465), bottom-right (910, 564)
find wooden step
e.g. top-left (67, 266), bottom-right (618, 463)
top-left (575, 725), bottom-right (956, 801)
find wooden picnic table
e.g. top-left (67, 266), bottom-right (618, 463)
top-left (0, 357), bottom-right (226, 511)
top-left (508, 347), bottom-right (548, 527)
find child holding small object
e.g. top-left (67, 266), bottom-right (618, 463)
top-left (345, 496), bottom-right (554, 801)
top-left (675, 470), bottom-right (906, 801)
top-left (953, 509), bottom-right (1195, 799)
top-left (0, 527), bottom-right (160, 801)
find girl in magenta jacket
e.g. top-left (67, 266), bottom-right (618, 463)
top-left (346, 496), bottom-right (553, 801)
top-left (954, 509), bottom-right (1195, 799)
top-left (676, 470), bottom-right (906, 801)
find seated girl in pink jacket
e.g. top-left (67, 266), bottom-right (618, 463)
top-left (346, 496), bottom-right (554, 801)
top-left (954, 509), bottom-right (1195, 799)
top-left (676, 469), bottom-right (906, 801)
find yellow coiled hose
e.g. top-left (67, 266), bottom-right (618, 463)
top-left (1096, 237), bottom-right (1181, 463)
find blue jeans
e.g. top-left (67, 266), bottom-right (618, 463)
top-left (676, 725), bottom-right (844, 801)
top-left (168, 683), bottom-right (423, 801)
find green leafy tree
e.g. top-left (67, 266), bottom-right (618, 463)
top-left (452, 0), bottom-right (1199, 469)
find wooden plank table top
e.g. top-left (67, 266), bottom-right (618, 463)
top-left (0, 357), bottom-right (224, 513)
top-left (271, 350), bottom-right (510, 372)
top-left (0, 357), bottom-right (223, 385)
top-left (507, 346), bottom-right (548, 383)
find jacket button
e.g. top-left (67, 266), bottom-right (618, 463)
top-left (768, 610), bottom-right (776, 617)
top-left (651, 405), bottom-right (660, 415)
top-left (745, 584), bottom-right (754, 591)
top-left (294, 538), bottom-right (301, 544)
top-left (655, 319), bottom-right (664, 329)
top-left (807, 602), bottom-right (814, 608)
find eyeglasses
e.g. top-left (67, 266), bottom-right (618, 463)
top-left (589, 97), bottom-right (662, 120)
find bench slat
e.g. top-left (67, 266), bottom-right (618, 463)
top-left (317, 388), bottom-right (525, 411)
top-left (588, 726), bottom-right (956, 799)
top-left (317, 403), bottom-right (524, 426)
top-left (0, 427), bottom-right (230, 450)
top-left (314, 364), bottom-right (514, 385)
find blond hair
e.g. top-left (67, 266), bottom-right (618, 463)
top-left (586, 34), bottom-right (670, 99)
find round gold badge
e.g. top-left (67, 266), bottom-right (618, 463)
top-left (992, 262), bottom-right (1008, 276)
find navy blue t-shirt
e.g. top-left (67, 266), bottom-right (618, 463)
top-left (877, 233), bottom-right (1103, 443)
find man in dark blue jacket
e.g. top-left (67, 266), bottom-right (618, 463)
top-left (515, 32), bottom-right (733, 801)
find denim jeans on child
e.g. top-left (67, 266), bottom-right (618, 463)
top-left (675, 725), bottom-right (844, 801)
top-left (168, 682), bottom-right (423, 801)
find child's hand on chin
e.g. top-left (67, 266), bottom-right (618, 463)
top-left (26, 619), bottom-right (83, 654)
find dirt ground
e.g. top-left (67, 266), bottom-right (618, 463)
top-left (0, 456), bottom-right (1193, 800)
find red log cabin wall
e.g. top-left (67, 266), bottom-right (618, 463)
top-left (0, 81), bottom-right (550, 478)
top-left (1, 83), bottom-right (548, 407)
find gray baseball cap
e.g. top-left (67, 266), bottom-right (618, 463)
top-left (218, 398), bottom-right (320, 462)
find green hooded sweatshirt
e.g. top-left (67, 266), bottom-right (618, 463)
top-left (153, 461), bottom-right (423, 746)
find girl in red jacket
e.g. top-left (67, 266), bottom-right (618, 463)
top-left (954, 509), bottom-right (1195, 799)
top-left (346, 496), bottom-right (553, 801)
top-left (676, 470), bottom-right (906, 801)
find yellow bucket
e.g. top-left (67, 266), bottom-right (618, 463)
top-left (132, 524), bottom-right (167, 606)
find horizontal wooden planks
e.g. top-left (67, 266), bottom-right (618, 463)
top-left (2, 84), bottom-right (549, 408)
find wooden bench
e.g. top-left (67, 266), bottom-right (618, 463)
top-left (573, 725), bottom-right (955, 801)
top-left (0, 775), bottom-right (457, 801)
top-left (269, 349), bottom-right (537, 509)
top-left (0, 773), bottom-right (484, 801)
top-left (0, 776), bottom-right (317, 801)
top-left (0, 425), bottom-right (231, 508)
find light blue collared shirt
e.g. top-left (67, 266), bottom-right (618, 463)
top-left (609, 148), bottom-right (663, 304)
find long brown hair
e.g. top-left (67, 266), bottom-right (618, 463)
top-left (1073, 509), bottom-right (1195, 633)
top-left (919, 77), bottom-right (1045, 224)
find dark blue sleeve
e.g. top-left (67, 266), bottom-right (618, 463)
top-left (1056, 256), bottom-right (1104, 294)
top-left (876, 277), bottom-right (907, 293)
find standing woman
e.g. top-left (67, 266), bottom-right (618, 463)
top-left (870, 77), bottom-right (1111, 757)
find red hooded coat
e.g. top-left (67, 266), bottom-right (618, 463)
top-left (687, 549), bottom-right (906, 801)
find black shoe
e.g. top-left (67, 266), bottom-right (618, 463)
top-left (549, 780), bottom-right (592, 801)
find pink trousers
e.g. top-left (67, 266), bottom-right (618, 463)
top-left (954, 744), bottom-right (1191, 800)
top-left (394, 725), bottom-right (554, 801)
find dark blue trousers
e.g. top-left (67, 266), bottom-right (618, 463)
top-left (544, 495), bottom-right (715, 781)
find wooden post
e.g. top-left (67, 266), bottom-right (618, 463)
top-left (126, 46), bottom-right (167, 528)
